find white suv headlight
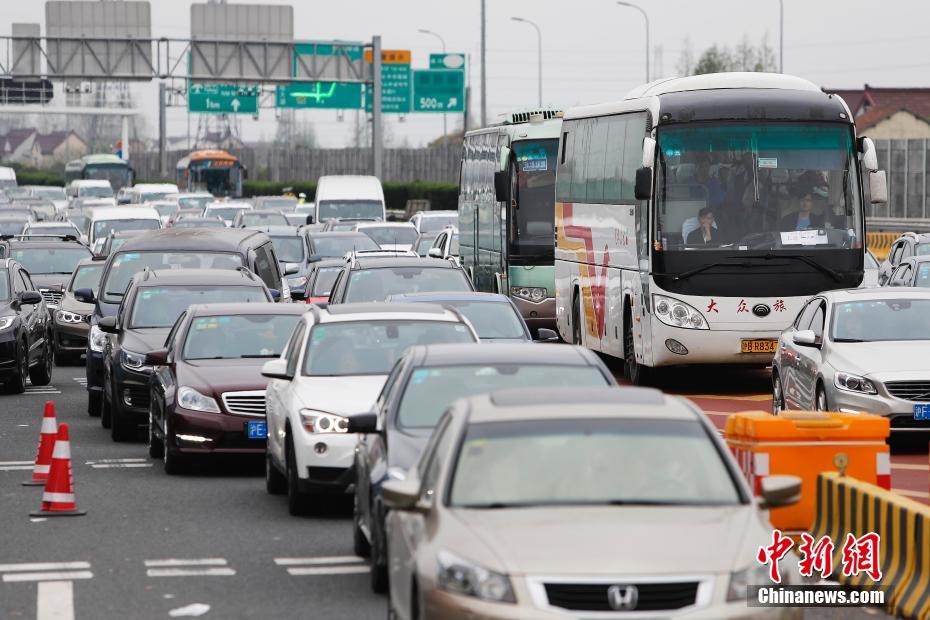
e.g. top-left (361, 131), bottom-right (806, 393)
top-left (652, 294), bottom-right (709, 330)
top-left (56, 310), bottom-right (85, 324)
top-left (835, 371), bottom-right (877, 395)
top-left (299, 409), bottom-right (349, 433)
top-left (88, 324), bottom-right (108, 352)
top-left (120, 349), bottom-right (149, 371)
top-left (177, 386), bottom-right (221, 413)
top-left (437, 549), bottom-right (516, 603)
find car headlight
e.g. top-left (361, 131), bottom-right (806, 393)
top-left (56, 310), bottom-right (85, 324)
top-left (177, 386), bottom-right (221, 413)
top-left (652, 294), bottom-right (709, 330)
top-left (510, 286), bottom-right (547, 303)
top-left (88, 324), bottom-right (108, 352)
top-left (835, 371), bottom-right (877, 395)
top-left (299, 409), bottom-right (349, 433)
top-left (727, 562), bottom-right (776, 601)
top-left (437, 549), bottom-right (516, 604)
top-left (120, 349), bottom-right (149, 371)
top-left (0, 316), bottom-right (15, 330)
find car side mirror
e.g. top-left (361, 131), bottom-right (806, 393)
top-left (634, 167), bottom-right (653, 200)
top-left (869, 170), bottom-right (888, 205)
top-left (382, 478), bottom-right (425, 512)
top-left (283, 263), bottom-right (299, 276)
top-left (261, 359), bottom-right (293, 380)
top-left (792, 329), bottom-right (819, 348)
top-left (307, 254), bottom-right (322, 263)
top-left (74, 287), bottom-right (95, 303)
top-left (97, 315), bottom-right (118, 333)
top-left (290, 288), bottom-right (306, 301)
top-left (306, 215), bottom-right (314, 225)
top-left (493, 170), bottom-right (508, 203)
top-left (19, 291), bottom-right (42, 305)
top-left (758, 475), bottom-right (802, 509)
top-left (145, 348), bottom-right (169, 366)
top-left (427, 247), bottom-right (443, 259)
top-left (347, 412), bottom-right (378, 434)
top-left (534, 328), bottom-right (560, 343)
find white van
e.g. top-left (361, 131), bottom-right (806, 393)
top-left (126, 183), bottom-right (180, 204)
top-left (67, 179), bottom-right (115, 203)
top-left (86, 206), bottom-right (162, 253)
top-left (0, 166), bottom-right (17, 189)
top-left (313, 175), bottom-right (386, 224)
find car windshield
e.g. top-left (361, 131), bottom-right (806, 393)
top-left (450, 418), bottom-right (741, 508)
top-left (303, 320), bottom-right (474, 376)
top-left (0, 269), bottom-right (8, 300)
top-left (511, 139), bottom-right (558, 260)
top-left (0, 221), bottom-right (26, 235)
top-left (11, 247), bottom-right (92, 274)
top-left (262, 199), bottom-right (298, 212)
top-left (270, 236), bottom-right (305, 263)
top-left (865, 252), bottom-right (879, 269)
top-left (359, 226), bottom-right (418, 246)
top-left (399, 365), bottom-right (609, 429)
top-left (140, 192), bottom-right (172, 202)
top-left (207, 207), bottom-right (248, 221)
top-left (102, 251), bottom-right (244, 303)
top-left (80, 186), bottom-right (114, 198)
top-left (345, 267), bottom-right (472, 302)
top-left (25, 226), bottom-right (76, 237)
top-left (309, 234), bottom-right (379, 257)
top-left (241, 212), bottom-right (288, 227)
top-left (917, 263), bottom-right (930, 287)
top-left (832, 299), bottom-right (930, 342)
top-left (153, 203), bottom-right (178, 217)
top-left (69, 215), bottom-right (89, 230)
top-left (419, 215), bottom-right (457, 232)
top-left (311, 267), bottom-right (341, 296)
top-left (916, 243), bottom-right (930, 257)
top-left (442, 300), bottom-right (527, 339)
top-left (318, 200), bottom-right (383, 221)
top-left (129, 285), bottom-right (268, 328)
top-left (177, 196), bottom-right (213, 210)
top-left (70, 263), bottom-right (104, 294)
top-left (32, 188), bottom-right (66, 200)
top-left (183, 314), bottom-right (300, 360)
top-left (93, 219), bottom-right (159, 238)
top-left (413, 234), bottom-right (439, 256)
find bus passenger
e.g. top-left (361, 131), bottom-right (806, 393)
top-left (779, 188), bottom-right (825, 232)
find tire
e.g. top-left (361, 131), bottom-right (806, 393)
top-left (353, 491), bottom-right (371, 558)
top-left (88, 389), bottom-right (101, 417)
top-left (623, 309), bottom-right (650, 386)
top-left (148, 408), bottom-right (164, 459)
top-left (28, 340), bottom-right (53, 386)
top-left (3, 340), bottom-right (27, 394)
top-left (265, 450), bottom-right (286, 495)
top-left (370, 508), bottom-right (389, 594)
top-left (816, 383), bottom-right (829, 412)
top-left (772, 372), bottom-right (785, 416)
top-left (571, 292), bottom-right (582, 346)
top-left (286, 436), bottom-right (310, 515)
top-left (110, 385), bottom-right (134, 442)
top-left (163, 414), bottom-right (187, 475)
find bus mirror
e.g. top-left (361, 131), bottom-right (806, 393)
top-left (494, 170), bottom-right (508, 202)
top-left (860, 137), bottom-right (879, 172)
top-left (869, 170), bottom-right (888, 205)
top-left (634, 167), bottom-right (653, 200)
top-left (641, 137), bottom-right (656, 169)
top-left (498, 146), bottom-right (511, 173)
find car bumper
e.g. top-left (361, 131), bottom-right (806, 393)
top-left (826, 388), bottom-right (930, 432)
top-left (169, 407), bottom-right (266, 455)
top-left (112, 364), bottom-right (153, 421)
top-left (0, 337), bottom-right (18, 377)
top-left (649, 322), bottom-right (780, 367)
top-left (512, 296), bottom-right (556, 330)
top-left (54, 322), bottom-right (89, 356)
top-left (293, 429), bottom-right (356, 493)
top-left (86, 349), bottom-right (104, 393)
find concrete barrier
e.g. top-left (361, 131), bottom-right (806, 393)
top-left (866, 231), bottom-right (899, 261)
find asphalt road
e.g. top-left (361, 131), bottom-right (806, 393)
top-left (0, 365), bottom-right (385, 620)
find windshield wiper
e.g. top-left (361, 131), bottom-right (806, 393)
top-left (672, 261), bottom-right (757, 281)
top-left (239, 354), bottom-right (279, 358)
top-left (759, 253), bottom-right (843, 282)
top-left (105, 291), bottom-right (125, 298)
top-left (672, 253), bottom-right (842, 282)
top-left (832, 337), bottom-right (865, 343)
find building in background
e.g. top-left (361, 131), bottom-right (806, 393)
top-left (828, 85), bottom-right (930, 139)
top-left (0, 128), bottom-right (89, 168)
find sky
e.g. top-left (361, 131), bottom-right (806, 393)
top-left (4, 0), bottom-right (930, 147)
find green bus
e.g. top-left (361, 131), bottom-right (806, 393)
top-left (458, 110), bottom-right (562, 334)
top-left (64, 154), bottom-right (134, 191)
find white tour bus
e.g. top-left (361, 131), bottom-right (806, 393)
top-left (554, 73), bottom-right (887, 384)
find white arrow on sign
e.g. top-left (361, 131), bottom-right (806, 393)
top-left (231, 98), bottom-right (240, 112)
top-left (191, 84), bottom-right (203, 94)
top-left (448, 97), bottom-right (458, 107)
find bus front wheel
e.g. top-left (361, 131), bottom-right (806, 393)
top-left (624, 309), bottom-right (650, 386)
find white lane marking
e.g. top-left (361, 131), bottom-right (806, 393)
top-left (30, 518), bottom-right (47, 523)
top-left (0, 460), bottom-right (33, 466)
top-left (0, 562), bottom-right (90, 572)
top-left (72, 378), bottom-right (88, 385)
top-left (90, 463), bottom-right (153, 469)
top-left (0, 465), bottom-right (35, 472)
top-left (2, 571), bottom-right (93, 583)
top-left (146, 568), bottom-right (235, 578)
top-left (23, 388), bottom-right (61, 395)
top-left (286, 566), bottom-right (369, 576)
top-left (37, 580), bottom-right (74, 620)
top-left (168, 603), bottom-right (211, 618)
top-left (274, 556), bottom-right (365, 566)
top-left (85, 458), bottom-right (147, 464)
top-left (144, 559), bottom-right (227, 568)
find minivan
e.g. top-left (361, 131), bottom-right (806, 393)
top-left (85, 206), bottom-right (162, 254)
top-left (67, 179), bottom-right (115, 202)
top-left (312, 175), bottom-right (386, 224)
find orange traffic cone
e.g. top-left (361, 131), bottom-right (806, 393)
top-left (30, 423), bottom-right (86, 517)
top-left (22, 401), bottom-right (58, 487)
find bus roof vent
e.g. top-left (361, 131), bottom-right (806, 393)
top-left (496, 109), bottom-right (563, 125)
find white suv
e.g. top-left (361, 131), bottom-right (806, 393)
top-left (261, 302), bottom-right (478, 515)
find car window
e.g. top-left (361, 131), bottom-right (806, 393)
top-left (890, 242), bottom-right (904, 265)
top-left (102, 251), bottom-right (245, 303)
top-left (901, 242), bottom-right (914, 260)
top-left (0, 269), bottom-right (9, 300)
top-left (419, 419), bottom-right (456, 502)
top-left (13, 269), bottom-right (26, 293)
top-left (129, 285), bottom-right (269, 328)
top-left (416, 414), bottom-right (452, 481)
top-left (376, 358), bottom-right (405, 412)
top-left (311, 267), bottom-right (341, 296)
top-left (792, 301), bottom-right (811, 329)
top-left (796, 299), bottom-right (820, 331)
top-left (11, 247), bottom-right (92, 275)
top-left (345, 267), bottom-right (472, 302)
top-left (165, 311), bottom-right (188, 350)
top-left (810, 303), bottom-right (825, 340)
top-left (916, 243), bottom-right (930, 257)
top-left (308, 235), bottom-right (379, 257)
top-left (328, 269), bottom-right (345, 301)
top-left (183, 314), bottom-right (300, 360)
top-left (252, 244), bottom-right (280, 290)
top-left (285, 322), bottom-right (306, 377)
top-left (917, 263), bottom-right (930, 287)
top-left (444, 300), bottom-right (528, 339)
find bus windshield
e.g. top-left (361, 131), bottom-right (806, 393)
top-left (188, 161), bottom-right (240, 196)
top-left (85, 165), bottom-right (130, 191)
top-left (318, 200), bottom-right (383, 222)
top-left (654, 123), bottom-right (862, 252)
top-left (511, 139), bottom-right (558, 261)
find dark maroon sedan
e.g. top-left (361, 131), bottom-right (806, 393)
top-left (145, 302), bottom-right (306, 474)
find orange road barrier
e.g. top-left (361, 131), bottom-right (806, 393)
top-left (22, 401), bottom-right (59, 487)
top-left (30, 423), bottom-right (86, 517)
top-left (867, 231), bottom-right (899, 261)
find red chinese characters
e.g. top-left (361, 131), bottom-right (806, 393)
top-left (706, 299), bottom-right (719, 313)
top-left (798, 533), bottom-right (835, 579)
top-left (756, 529), bottom-right (794, 583)
top-left (737, 299), bottom-right (749, 313)
top-left (773, 299), bottom-right (787, 312)
top-left (841, 532), bottom-right (882, 581)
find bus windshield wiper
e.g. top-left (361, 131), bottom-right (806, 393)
top-left (758, 253), bottom-right (843, 282)
top-left (673, 261), bottom-right (757, 281)
top-left (673, 254), bottom-right (843, 282)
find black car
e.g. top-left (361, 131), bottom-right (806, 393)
top-left (0, 258), bottom-right (54, 393)
top-left (304, 231), bottom-right (379, 261)
top-left (349, 343), bottom-right (617, 591)
top-left (327, 255), bottom-right (474, 304)
top-left (302, 258), bottom-right (344, 304)
top-left (81, 228), bottom-right (287, 417)
top-left (2, 235), bottom-right (93, 312)
top-left (96, 229), bottom-right (149, 257)
top-left (98, 268), bottom-right (273, 441)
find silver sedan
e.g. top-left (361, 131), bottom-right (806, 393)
top-left (772, 287), bottom-right (930, 432)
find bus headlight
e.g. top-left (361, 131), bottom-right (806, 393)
top-left (652, 295), bottom-right (709, 330)
top-left (511, 286), bottom-right (547, 303)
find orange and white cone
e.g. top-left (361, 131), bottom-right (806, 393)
top-left (30, 423), bottom-right (86, 517)
top-left (22, 401), bottom-right (58, 487)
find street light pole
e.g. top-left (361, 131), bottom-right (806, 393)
top-left (616, 1), bottom-right (649, 83)
top-left (511, 17), bottom-right (542, 107)
top-left (778, 0), bottom-right (784, 73)
top-left (418, 28), bottom-right (449, 140)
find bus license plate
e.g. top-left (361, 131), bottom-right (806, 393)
top-left (246, 420), bottom-right (267, 439)
top-left (741, 339), bottom-right (778, 354)
top-left (914, 405), bottom-right (930, 421)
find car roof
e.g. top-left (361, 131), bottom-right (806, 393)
top-left (89, 206), bottom-right (160, 219)
top-left (312, 258), bottom-right (346, 268)
top-left (109, 229), bottom-right (148, 238)
top-left (5, 238), bottom-right (88, 249)
top-left (310, 301), bottom-right (464, 324)
top-left (350, 256), bottom-right (458, 269)
top-left (185, 302), bottom-right (307, 317)
top-left (387, 291), bottom-right (510, 304)
top-left (460, 386), bottom-right (696, 423)
top-left (131, 268), bottom-right (264, 287)
top-left (823, 287), bottom-right (930, 301)
top-left (354, 222), bottom-right (414, 228)
top-left (409, 342), bottom-right (597, 367)
top-left (24, 221), bottom-right (75, 227)
top-left (113, 228), bottom-right (268, 252)
top-left (307, 231), bottom-right (372, 238)
top-left (417, 210), bottom-right (456, 217)
top-left (242, 209), bottom-right (285, 216)
top-left (262, 226), bottom-right (301, 236)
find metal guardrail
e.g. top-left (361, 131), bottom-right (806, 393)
top-left (867, 217), bottom-right (930, 233)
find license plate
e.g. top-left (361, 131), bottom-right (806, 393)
top-left (246, 420), bottom-right (267, 439)
top-left (741, 339), bottom-right (778, 354)
top-left (914, 405), bottom-right (930, 421)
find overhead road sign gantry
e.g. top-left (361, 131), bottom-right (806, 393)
top-left (188, 83), bottom-right (259, 114)
top-left (364, 49), bottom-right (411, 114)
top-left (293, 41), bottom-right (367, 82)
top-left (413, 69), bottom-right (465, 113)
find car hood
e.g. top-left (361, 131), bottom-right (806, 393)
top-left (180, 358), bottom-right (271, 394)
top-left (293, 375), bottom-right (388, 415)
top-left (829, 341), bottom-right (930, 380)
top-left (386, 427), bottom-right (433, 471)
top-left (30, 274), bottom-right (70, 289)
top-left (59, 294), bottom-right (93, 315)
top-left (120, 328), bottom-right (171, 354)
top-left (378, 244), bottom-right (413, 252)
top-left (449, 504), bottom-right (759, 576)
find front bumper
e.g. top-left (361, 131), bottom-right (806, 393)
top-left (293, 428), bottom-right (356, 493)
top-left (112, 363), bottom-right (154, 421)
top-left (86, 349), bottom-right (104, 394)
top-left (0, 337), bottom-right (18, 377)
top-left (512, 296), bottom-right (556, 331)
top-left (169, 407), bottom-right (266, 455)
top-left (826, 387), bottom-right (930, 432)
top-left (649, 321), bottom-right (780, 367)
top-left (54, 321), bottom-right (89, 357)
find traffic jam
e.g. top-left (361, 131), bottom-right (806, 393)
top-left (2, 74), bottom-right (929, 620)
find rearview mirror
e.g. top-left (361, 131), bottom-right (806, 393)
top-left (869, 170), bottom-right (888, 205)
top-left (759, 475), bottom-right (802, 509)
top-left (792, 329), bottom-right (818, 347)
top-left (347, 412), bottom-right (378, 434)
top-left (641, 136), bottom-right (657, 169)
top-left (382, 478), bottom-right (425, 512)
top-left (634, 167), bottom-right (653, 200)
top-left (97, 315), bottom-right (118, 333)
top-left (534, 328), bottom-right (560, 343)
top-left (145, 348), bottom-right (169, 366)
top-left (427, 247), bottom-right (443, 259)
top-left (261, 359), bottom-right (292, 380)
top-left (493, 170), bottom-right (508, 203)
top-left (860, 136), bottom-right (879, 172)
top-left (73, 288), bottom-right (95, 304)
top-left (18, 291), bottom-right (42, 305)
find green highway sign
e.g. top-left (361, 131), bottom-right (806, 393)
top-left (413, 69), bottom-right (465, 113)
top-left (275, 82), bottom-right (363, 109)
top-left (365, 49), bottom-right (411, 114)
top-left (429, 53), bottom-right (466, 71)
top-left (188, 83), bottom-right (259, 114)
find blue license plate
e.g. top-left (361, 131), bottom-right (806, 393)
top-left (914, 405), bottom-right (930, 420)
top-left (246, 420), bottom-right (267, 439)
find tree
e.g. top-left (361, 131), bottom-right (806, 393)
top-left (684, 34), bottom-right (777, 76)
top-left (692, 44), bottom-right (732, 75)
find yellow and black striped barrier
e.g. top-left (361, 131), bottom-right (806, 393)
top-left (810, 472), bottom-right (930, 618)
top-left (866, 232), bottom-right (899, 261)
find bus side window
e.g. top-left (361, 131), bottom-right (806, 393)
top-left (621, 113), bottom-right (648, 201)
top-left (586, 118), bottom-right (607, 202)
top-left (556, 126), bottom-right (574, 201)
top-left (570, 119), bottom-right (592, 203)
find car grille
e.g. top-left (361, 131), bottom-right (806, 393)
top-left (544, 581), bottom-right (699, 612)
top-left (39, 289), bottom-right (63, 307)
top-left (884, 381), bottom-right (930, 402)
top-left (221, 390), bottom-right (266, 417)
